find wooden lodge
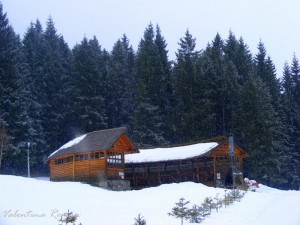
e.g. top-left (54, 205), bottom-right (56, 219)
top-left (124, 138), bottom-right (248, 189)
top-left (46, 127), bottom-right (138, 190)
top-left (46, 127), bottom-right (248, 190)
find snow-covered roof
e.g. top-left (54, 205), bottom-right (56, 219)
top-left (125, 142), bottom-right (219, 163)
top-left (47, 127), bottom-right (134, 160)
top-left (48, 134), bottom-right (87, 158)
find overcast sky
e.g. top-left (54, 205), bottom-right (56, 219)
top-left (2, 0), bottom-right (300, 76)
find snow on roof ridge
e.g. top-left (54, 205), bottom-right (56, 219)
top-left (48, 134), bottom-right (87, 158)
top-left (125, 142), bottom-right (219, 163)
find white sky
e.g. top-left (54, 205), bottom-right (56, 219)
top-left (2, 0), bottom-right (300, 76)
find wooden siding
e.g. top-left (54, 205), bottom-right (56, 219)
top-left (49, 135), bottom-right (135, 183)
top-left (106, 137), bottom-right (126, 179)
top-left (49, 154), bottom-right (74, 181)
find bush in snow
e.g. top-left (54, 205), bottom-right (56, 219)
top-left (229, 189), bottom-right (245, 202)
top-left (188, 204), bottom-right (205, 223)
top-left (168, 197), bottom-right (191, 225)
top-left (58, 210), bottom-right (80, 225)
top-left (213, 193), bottom-right (223, 212)
top-left (133, 214), bottom-right (147, 225)
top-left (201, 197), bottom-right (214, 216)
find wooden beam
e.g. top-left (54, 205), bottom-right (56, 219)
top-left (72, 154), bottom-right (75, 181)
top-left (213, 156), bottom-right (216, 185)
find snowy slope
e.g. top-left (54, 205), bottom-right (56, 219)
top-left (0, 175), bottom-right (299, 225)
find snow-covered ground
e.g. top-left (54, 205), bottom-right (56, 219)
top-left (0, 175), bottom-right (299, 225)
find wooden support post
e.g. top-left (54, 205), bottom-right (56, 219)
top-left (213, 156), bottom-right (216, 185)
top-left (158, 164), bottom-right (161, 184)
top-left (72, 154), bottom-right (75, 181)
top-left (196, 158), bottom-right (199, 183)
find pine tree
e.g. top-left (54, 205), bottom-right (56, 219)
top-left (0, 3), bottom-right (30, 174)
top-left (255, 41), bottom-right (281, 108)
top-left (168, 198), bottom-right (191, 225)
top-left (240, 76), bottom-right (279, 185)
top-left (189, 204), bottom-right (204, 223)
top-left (154, 25), bottom-right (173, 142)
top-left (278, 63), bottom-right (300, 189)
top-left (203, 33), bottom-right (226, 136)
top-left (289, 54), bottom-right (300, 188)
top-left (70, 36), bottom-right (107, 135)
top-left (42, 17), bottom-right (72, 155)
top-left (133, 214), bottom-right (146, 225)
top-left (22, 20), bottom-right (48, 174)
top-left (172, 30), bottom-right (213, 143)
top-left (133, 24), bottom-right (169, 146)
top-left (106, 36), bottom-right (135, 130)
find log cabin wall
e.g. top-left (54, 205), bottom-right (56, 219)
top-left (47, 127), bottom-right (138, 186)
top-left (49, 154), bottom-right (74, 181)
top-left (49, 151), bottom-right (107, 183)
top-left (50, 136), bottom-right (132, 183)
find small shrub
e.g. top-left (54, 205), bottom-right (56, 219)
top-left (201, 197), bottom-right (213, 216)
top-left (189, 205), bottom-right (204, 223)
top-left (229, 189), bottom-right (245, 202)
top-left (133, 213), bottom-right (146, 225)
top-left (213, 193), bottom-right (223, 212)
top-left (168, 198), bottom-right (191, 225)
top-left (58, 210), bottom-right (80, 225)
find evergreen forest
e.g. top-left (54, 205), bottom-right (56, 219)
top-left (0, 3), bottom-right (299, 189)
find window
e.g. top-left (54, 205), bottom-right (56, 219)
top-left (100, 152), bottom-right (104, 159)
top-left (90, 153), bottom-right (95, 160)
top-left (63, 156), bottom-right (73, 163)
top-left (92, 151), bottom-right (105, 160)
top-left (79, 155), bottom-right (84, 161)
top-left (83, 154), bottom-right (88, 160)
top-left (75, 154), bottom-right (88, 161)
top-left (107, 152), bottom-right (123, 167)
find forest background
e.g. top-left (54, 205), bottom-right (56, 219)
top-left (0, 2), bottom-right (299, 189)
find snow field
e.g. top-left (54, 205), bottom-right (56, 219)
top-left (0, 175), bottom-right (299, 225)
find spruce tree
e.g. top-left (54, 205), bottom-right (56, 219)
top-left (168, 198), bottom-right (191, 225)
top-left (203, 33), bottom-right (226, 136)
top-left (172, 30), bottom-right (213, 143)
top-left (42, 17), bottom-right (71, 155)
top-left (278, 63), bottom-right (300, 189)
top-left (255, 41), bottom-right (281, 108)
top-left (240, 76), bottom-right (279, 185)
top-left (133, 214), bottom-right (147, 225)
top-left (154, 25), bottom-right (173, 142)
top-left (133, 24), bottom-right (169, 146)
top-left (22, 20), bottom-right (48, 174)
top-left (0, 3), bottom-right (30, 174)
top-left (289, 54), bottom-right (300, 188)
top-left (106, 37), bottom-right (134, 130)
top-left (70, 36), bottom-right (107, 135)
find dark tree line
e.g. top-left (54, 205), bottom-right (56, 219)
top-left (0, 3), bottom-right (299, 189)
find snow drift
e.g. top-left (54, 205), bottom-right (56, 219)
top-left (0, 175), bottom-right (299, 225)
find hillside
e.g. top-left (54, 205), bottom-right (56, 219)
top-left (0, 175), bottom-right (299, 225)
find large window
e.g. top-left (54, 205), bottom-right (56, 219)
top-left (107, 152), bottom-right (123, 167)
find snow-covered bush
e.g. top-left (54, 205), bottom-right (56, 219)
top-left (133, 214), bottom-right (146, 225)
